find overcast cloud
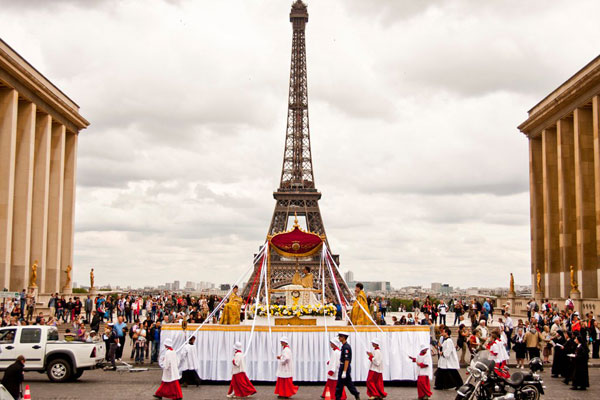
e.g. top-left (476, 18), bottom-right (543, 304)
top-left (1, 0), bottom-right (598, 290)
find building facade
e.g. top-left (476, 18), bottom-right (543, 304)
top-left (0, 39), bottom-right (88, 294)
top-left (519, 55), bottom-right (600, 300)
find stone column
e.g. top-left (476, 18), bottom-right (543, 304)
top-left (574, 107), bottom-right (598, 298)
top-left (30, 114), bottom-right (51, 293)
top-left (0, 88), bottom-right (18, 290)
top-left (45, 123), bottom-right (65, 294)
top-left (60, 132), bottom-right (77, 294)
top-left (542, 127), bottom-right (560, 298)
top-left (10, 100), bottom-right (36, 291)
top-left (557, 117), bottom-right (577, 298)
top-left (529, 137), bottom-right (545, 299)
top-left (593, 96), bottom-right (600, 298)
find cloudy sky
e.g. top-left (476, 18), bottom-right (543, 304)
top-left (2, 0), bottom-right (599, 290)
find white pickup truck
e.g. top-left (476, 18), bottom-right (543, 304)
top-left (0, 325), bottom-right (105, 382)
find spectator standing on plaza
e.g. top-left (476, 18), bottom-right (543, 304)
top-left (85, 295), bottom-right (93, 322)
top-left (457, 324), bottom-right (469, 365)
top-left (438, 300), bottom-right (448, 326)
top-left (150, 321), bottom-right (162, 363)
top-left (504, 313), bottom-right (514, 350)
top-left (511, 327), bottom-right (527, 369)
top-left (525, 324), bottom-right (542, 359)
top-left (453, 300), bottom-right (463, 326)
top-left (135, 324), bottom-right (147, 364)
top-left (380, 297), bottom-right (387, 318)
top-left (591, 319), bottom-right (600, 359)
top-left (57, 295), bottom-right (65, 323)
top-left (90, 310), bottom-right (101, 333)
top-left (482, 298), bottom-right (491, 322)
top-left (48, 293), bottom-right (56, 318)
top-left (154, 338), bottom-right (183, 400)
top-left (475, 320), bottom-right (488, 346)
top-left (114, 315), bottom-right (127, 361)
top-left (19, 289), bottom-right (26, 318)
top-left (103, 323), bottom-right (118, 371)
top-left (1, 355), bottom-right (25, 400)
top-left (541, 325), bottom-right (552, 363)
top-left (412, 298), bottom-right (420, 320)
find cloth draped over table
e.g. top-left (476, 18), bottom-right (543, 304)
top-left (160, 326), bottom-right (431, 382)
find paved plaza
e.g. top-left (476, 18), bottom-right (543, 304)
top-left (22, 367), bottom-right (598, 400)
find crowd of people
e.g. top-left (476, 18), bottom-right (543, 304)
top-left (1, 288), bottom-right (598, 398)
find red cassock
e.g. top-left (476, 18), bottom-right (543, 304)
top-left (417, 375), bottom-right (432, 398)
top-left (274, 377), bottom-right (298, 398)
top-left (154, 380), bottom-right (183, 400)
top-left (321, 379), bottom-right (346, 400)
top-left (229, 372), bottom-right (257, 397)
top-left (366, 370), bottom-right (387, 398)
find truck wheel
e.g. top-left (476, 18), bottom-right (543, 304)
top-left (47, 358), bottom-right (72, 382)
top-left (70, 368), bottom-right (84, 381)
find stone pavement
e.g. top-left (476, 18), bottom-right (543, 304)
top-left (23, 367), bottom-right (598, 400)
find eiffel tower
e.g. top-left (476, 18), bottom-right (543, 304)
top-left (243, 1), bottom-right (351, 301)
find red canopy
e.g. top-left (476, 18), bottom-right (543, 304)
top-left (269, 225), bottom-right (324, 257)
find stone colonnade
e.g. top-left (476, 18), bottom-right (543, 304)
top-left (0, 39), bottom-right (88, 294)
top-left (0, 88), bottom-right (78, 293)
top-left (527, 98), bottom-right (600, 299)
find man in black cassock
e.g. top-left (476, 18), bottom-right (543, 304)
top-left (570, 335), bottom-right (589, 390)
top-left (1, 355), bottom-right (25, 399)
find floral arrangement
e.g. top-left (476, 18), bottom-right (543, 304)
top-left (250, 303), bottom-right (337, 317)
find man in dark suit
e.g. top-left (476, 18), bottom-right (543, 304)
top-left (1, 355), bottom-right (25, 399)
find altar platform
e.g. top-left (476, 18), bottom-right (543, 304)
top-left (160, 324), bottom-right (432, 382)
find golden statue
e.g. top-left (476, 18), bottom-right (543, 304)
top-left (62, 265), bottom-right (72, 292)
top-left (536, 269), bottom-right (541, 292)
top-left (570, 265), bottom-right (579, 291)
top-left (219, 285), bottom-right (242, 325)
top-left (29, 260), bottom-right (38, 287)
top-left (509, 272), bottom-right (515, 293)
top-left (350, 284), bottom-right (374, 325)
top-left (292, 266), bottom-right (313, 288)
top-left (90, 268), bottom-right (95, 289)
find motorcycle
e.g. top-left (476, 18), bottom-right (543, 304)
top-left (455, 350), bottom-right (545, 400)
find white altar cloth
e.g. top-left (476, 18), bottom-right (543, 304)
top-left (160, 324), bottom-right (432, 382)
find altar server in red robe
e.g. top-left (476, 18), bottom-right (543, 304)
top-left (154, 338), bottom-right (183, 400)
top-left (322, 338), bottom-right (346, 399)
top-left (275, 336), bottom-right (298, 398)
top-left (488, 330), bottom-right (510, 379)
top-left (227, 341), bottom-right (257, 398)
top-left (410, 344), bottom-right (433, 400)
top-left (366, 338), bottom-right (387, 399)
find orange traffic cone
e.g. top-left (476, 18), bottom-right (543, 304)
top-left (324, 387), bottom-right (331, 400)
top-left (23, 384), bottom-right (31, 399)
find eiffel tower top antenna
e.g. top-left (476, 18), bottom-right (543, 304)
top-left (279, 0), bottom-right (315, 192)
